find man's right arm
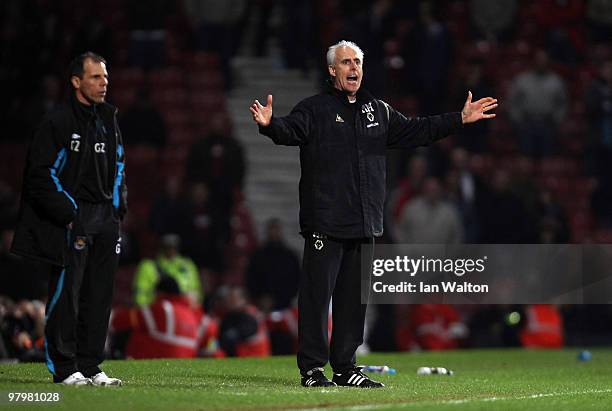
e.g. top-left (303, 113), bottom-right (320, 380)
top-left (250, 94), bottom-right (312, 146)
top-left (25, 118), bottom-right (77, 227)
top-left (258, 103), bottom-right (313, 146)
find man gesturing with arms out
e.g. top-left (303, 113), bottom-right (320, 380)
top-left (250, 40), bottom-right (497, 388)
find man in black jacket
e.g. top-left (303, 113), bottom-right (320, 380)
top-left (249, 40), bottom-right (497, 388)
top-left (11, 52), bottom-right (126, 386)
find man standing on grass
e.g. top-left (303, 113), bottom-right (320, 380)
top-left (250, 40), bottom-right (497, 388)
top-left (12, 52), bottom-right (126, 386)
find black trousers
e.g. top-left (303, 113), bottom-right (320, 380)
top-left (297, 235), bottom-right (373, 375)
top-left (44, 201), bottom-right (120, 381)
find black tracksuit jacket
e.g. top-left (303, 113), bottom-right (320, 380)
top-left (11, 93), bottom-right (127, 266)
top-left (259, 83), bottom-right (463, 239)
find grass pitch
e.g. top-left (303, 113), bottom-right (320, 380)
top-left (1, 349), bottom-right (611, 410)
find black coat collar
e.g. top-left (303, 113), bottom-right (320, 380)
top-left (324, 79), bottom-right (374, 107)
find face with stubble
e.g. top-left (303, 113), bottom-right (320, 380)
top-left (328, 46), bottom-right (363, 98)
top-left (71, 58), bottom-right (108, 105)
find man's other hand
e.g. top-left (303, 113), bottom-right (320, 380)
top-left (250, 94), bottom-right (273, 127)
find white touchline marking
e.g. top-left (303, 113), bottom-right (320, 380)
top-left (296, 388), bottom-right (612, 411)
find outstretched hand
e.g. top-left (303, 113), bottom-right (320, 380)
top-left (250, 94), bottom-right (273, 127)
top-left (461, 91), bottom-right (498, 124)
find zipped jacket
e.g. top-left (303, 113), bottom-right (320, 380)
top-left (258, 83), bottom-right (462, 238)
top-left (11, 93), bottom-right (127, 266)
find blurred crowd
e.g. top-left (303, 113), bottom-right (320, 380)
top-left (2, 0), bottom-right (612, 361)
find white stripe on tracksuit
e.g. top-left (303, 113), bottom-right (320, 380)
top-left (141, 302), bottom-right (198, 349)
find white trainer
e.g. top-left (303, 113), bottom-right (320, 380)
top-left (91, 371), bottom-right (122, 387)
top-left (60, 372), bottom-right (93, 385)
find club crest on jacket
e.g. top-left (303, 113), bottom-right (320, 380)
top-left (74, 236), bottom-right (87, 251)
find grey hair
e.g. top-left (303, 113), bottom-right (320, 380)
top-left (326, 40), bottom-right (364, 66)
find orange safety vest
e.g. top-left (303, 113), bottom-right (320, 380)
top-left (111, 295), bottom-right (222, 358)
top-left (234, 305), bottom-right (271, 357)
top-left (520, 304), bottom-right (563, 348)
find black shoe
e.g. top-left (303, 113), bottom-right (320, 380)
top-left (301, 368), bottom-right (337, 387)
top-left (332, 367), bottom-right (385, 388)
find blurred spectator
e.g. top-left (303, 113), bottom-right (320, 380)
top-left (587, 58), bottom-right (612, 228)
top-left (584, 59), bottom-right (612, 182)
top-left (507, 49), bottom-right (568, 158)
top-left (445, 148), bottom-right (484, 243)
top-left (182, 0), bottom-right (248, 89)
top-left (213, 286), bottom-right (271, 357)
top-left (133, 234), bottom-right (202, 307)
top-left (280, 0), bottom-right (317, 75)
top-left (396, 176), bottom-right (464, 244)
top-left (186, 124), bottom-right (246, 261)
top-left (509, 156), bottom-right (539, 219)
top-left (449, 59), bottom-right (494, 152)
top-left (245, 218), bottom-right (300, 313)
top-left (186, 125), bottom-right (246, 210)
top-left (396, 304), bottom-right (468, 351)
top-left (220, 196), bottom-right (259, 287)
top-left (402, 1), bottom-right (452, 113)
top-left (341, 0), bottom-right (397, 96)
top-left (111, 276), bottom-right (221, 359)
top-left (479, 169), bottom-right (536, 243)
top-left (469, 0), bottom-right (517, 43)
top-left (149, 175), bottom-right (190, 236)
top-left (126, 0), bottom-right (173, 69)
top-left (519, 304), bottom-right (564, 348)
top-left (0, 299), bottom-right (46, 361)
top-left (266, 300), bottom-right (299, 355)
top-left (120, 89), bottom-right (167, 147)
top-left (182, 182), bottom-right (228, 272)
top-left (586, 0), bottom-right (612, 42)
top-left (535, 190), bottom-right (570, 243)
top-left (386, 155), bottom-right (428, 242)
top-left (252, 0), bottom-right (274, 58)
top-left (533, 0), bottom-right (584, 65)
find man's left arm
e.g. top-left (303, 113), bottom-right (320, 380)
top-left (386, 92), bottom-right (497, 149)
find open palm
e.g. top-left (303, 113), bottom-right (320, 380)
top-left (250, 95), bottom-right (273, 127)
top-left (461, 91), bottom-right (498, 124)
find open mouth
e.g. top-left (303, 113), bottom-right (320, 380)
top-left (347, 75), bottom-right (359, 85)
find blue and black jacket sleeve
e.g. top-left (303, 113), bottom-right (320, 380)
top-left (113, 125), bottom-right (128, 219)
top-left (25, 118), bottom-right (77, 226)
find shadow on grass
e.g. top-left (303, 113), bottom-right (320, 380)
top-left (139, 373), bottom-right (295, 389)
